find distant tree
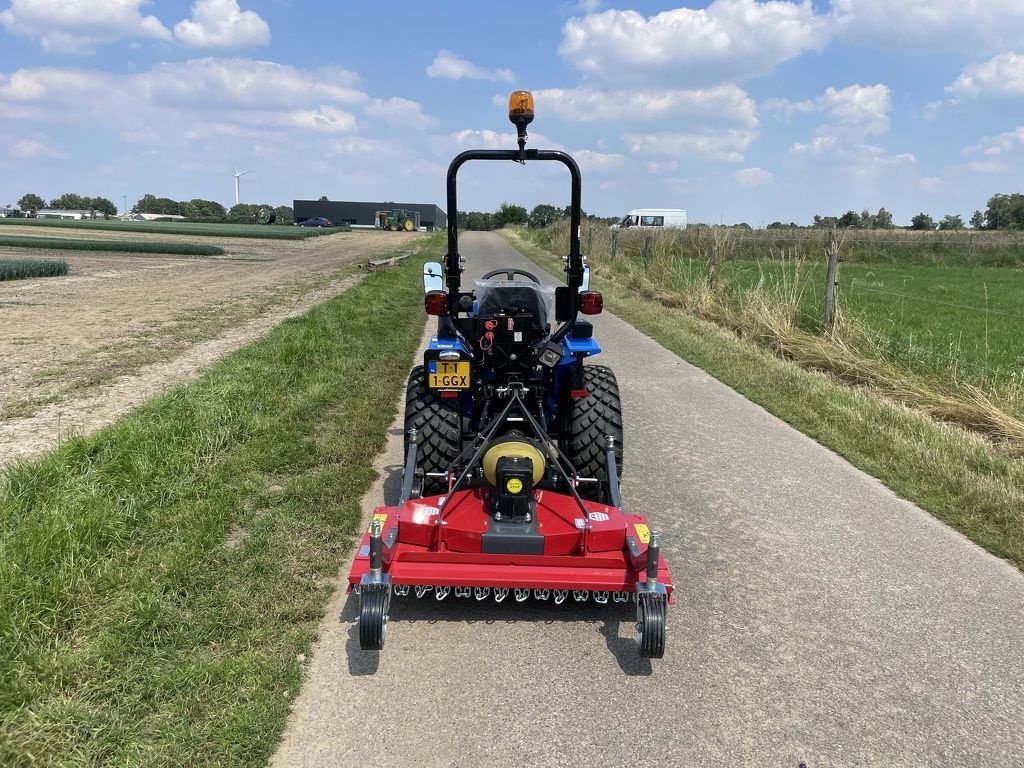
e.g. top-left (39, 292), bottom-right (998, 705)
top-left (812, 215), bottom-right (838, 229)
top-left (134, 194), bottom-right (181, 215)
top-left (873, 207), bottom-right (893, 229)
top-left (49, 192), bottom-right (91, 210)
top-left (318, 195), bottom-right (329, 202)
top-left (274, 205), bottom-right (294, 225)
top-left (969, 210), bottom-right (986, 229)
top-left (938, 214), bottom-right (965, 230)
top-left (182, 198), bottom-right (227, 218)
top-left (859, 208), bottom-right (874, 228)
top-left (560, 205), bottom-right (590, 220)
top-left (528, 203), bottom-right (560, 228)
top-left (228, 203), bottom-right (266, 222)
top-left (459, 211), bottom-right (496, 231)
top-left (731, 222), bottom-right (752, 230)
top-left (984, 192), bottom-right (1024, 230)
top-left (88, 196), bottom-right (118, 217)
top-left (18, 193), bottom-right (44, 210)
top-left (910, 212), bottom-right (935, 230)
top-left (494, 202), bottom-right (528, 227)
top-left (837, 210), bottom-right (860, 228)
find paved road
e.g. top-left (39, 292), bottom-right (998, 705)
top-left (271, 232), bottom-right (1024, 767)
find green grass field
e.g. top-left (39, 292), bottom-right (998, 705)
top-left (0, 241), bottom-right (437, 766)
top-left (537, 222), bottom-right (1024, 414)
top-left (668, 258), bottom-right (1024, 395)
top-left (0, 258), bottom-right (69, 281)
top-left (0, 235), bottom-right (225, 256)
top-left (0, 218), bottom-right (341, 240)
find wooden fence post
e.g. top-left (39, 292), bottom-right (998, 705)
top-left (707, 238), bottom-right (717, 288)
top-left (586, 226), bottom-right (593, 253)
top-left (611, 229), bottom-right (618, 260)
top-left (823, 229), bottom-right (840, 333)
top-left (642, 235), bottom-right (653, 265)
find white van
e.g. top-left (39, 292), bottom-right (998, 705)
top-left (613, 208), bottom-right (687, 230)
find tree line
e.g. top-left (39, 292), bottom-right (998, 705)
top-left (459, 203), bottom-right (619, 231)
top-left (15, 192), bottom-right (293, 224)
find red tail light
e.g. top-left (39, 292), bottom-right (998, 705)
top-left (579, 290), bottom-right (603, 315)
top-left (425, 290), bottom-right (448, 316)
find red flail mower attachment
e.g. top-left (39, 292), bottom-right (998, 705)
top-left (347, 417), bottom-right (673, 659)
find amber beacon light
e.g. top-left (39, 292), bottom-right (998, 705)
top-left (507, 90), bottom-right (535, 126)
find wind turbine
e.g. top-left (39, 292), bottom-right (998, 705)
top-left (233, 167), bottom-right (250, 206)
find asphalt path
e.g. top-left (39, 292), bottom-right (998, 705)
top-left (271, 232), bottom-right (1024, 767)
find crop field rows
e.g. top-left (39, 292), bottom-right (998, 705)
top-left (0, 226), bottom-right (425, 456)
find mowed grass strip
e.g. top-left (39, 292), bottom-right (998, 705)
top-left (0, 258), bottom-right (69, 281)
top-left (0, 219), bottom-right (335, 240)
top-left (0, 247), bottom-right (433, 766)
top-left (0, 234), bottom-right (224, 256)
top-left (503, 228), bottom-right (1024, 571)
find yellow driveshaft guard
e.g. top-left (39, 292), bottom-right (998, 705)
top-left (482, 439), bottom-right (546, 486)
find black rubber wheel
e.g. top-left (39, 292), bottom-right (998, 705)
top-left (404, 366), bottom-right (461, 495)
top-left (567, 365), bottom-right (623, 502)
top-left (359, 586), bottom-right (390, 650)
top-left (636, 593), bottom-right (667, 659)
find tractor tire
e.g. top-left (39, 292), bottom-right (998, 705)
top-left (567, 365), bottom-right (623, 502)
top-left (404, 366), bottom-right (461, 495)
top-left (402, 218), bottom-right (415, 232)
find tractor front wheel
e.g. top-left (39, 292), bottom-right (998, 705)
top-left (567, 365), bottom-right (623, 502)
top-left (404, 366), bottom-right (461, 495)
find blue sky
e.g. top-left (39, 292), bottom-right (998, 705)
top-left (1, 0), bottom-right (1023, 225)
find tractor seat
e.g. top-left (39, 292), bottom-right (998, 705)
top-left (475, 282), bottom-right (551, 330)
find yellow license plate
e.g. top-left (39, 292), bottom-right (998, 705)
top-left (429, 360), bottom-right (470, 389)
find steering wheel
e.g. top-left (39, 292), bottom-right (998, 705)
top-left (481, 267), bottom-right (541, 283)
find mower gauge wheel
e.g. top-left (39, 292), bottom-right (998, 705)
top-left (636, 592), bottom-right (667, 659)
top-left (359, 586), bottom-right (390, 650)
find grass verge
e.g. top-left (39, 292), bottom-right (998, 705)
top-left (0, 242), bottom-right (435, 765)
top-left (0, 235), bottom-right (224, 256)
top-left (0, 258), bottom-right (69, 281)
top-left (501, 228), bottom-right (1024, 571)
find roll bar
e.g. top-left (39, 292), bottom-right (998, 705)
top-left (444, 149), bottom-right (584, 343)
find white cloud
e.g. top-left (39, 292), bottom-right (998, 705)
top-left (966, 126), bottom-right (1024, 160)
top-left (945, 53), bottom-right (1024, 100)
top-left (286, 106), bottom-right (357, 134)
top-left (768, 84), bottom-right (891, 139)
top-left (426, 51), bottom-right (513, 82)
top-left (0, 0), bottom-right (171, 54)
top-left (734, 167), bottom-right (773, 187)
top-left (173, 0), bottom-right (269, 48)
top-left (560, 0), bottom-right (829, 85)
top-left (572, 149), bottom-right (625, 173)
top-left (624, 130), bottom-right (757, 162)
top-left (365, 97), bottom-right (437, 127)
top-left (12, 137), bottom-right (68, 159)
top-left (532, 85), bottom-right (758, 128)
top-left (789, 136), bottom-right (916, 176)
top-left (448, 129), bottom-right (561, 151)
top-left (831, 0), bottom-right (1024, 53)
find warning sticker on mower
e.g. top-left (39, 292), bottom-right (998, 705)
top-left (633, 523), bottom-right (651, 544)
top-left (588, 511), bottom-right (609, 522)
top-left (368, 513), bottom-right (388, 533)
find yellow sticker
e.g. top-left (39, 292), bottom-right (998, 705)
top-left (634, 523), bottom-right (650, 544)
top-left (368, 512), bottom-right (389, 533)
top-left (506, 477), bottom-right (523, 494)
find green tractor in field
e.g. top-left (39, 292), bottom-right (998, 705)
top-left (376, 208), bottom-right (419, 232)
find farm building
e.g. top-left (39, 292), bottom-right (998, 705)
top-left (293, 200), bottom-right (446, 230)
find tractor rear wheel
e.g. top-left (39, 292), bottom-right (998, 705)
top-left (404, 366), bottom-right (461, 495)
top-left (567, 365), bottom-right (623, 502)
top-left (403, 218), bottom-right (415, 231)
